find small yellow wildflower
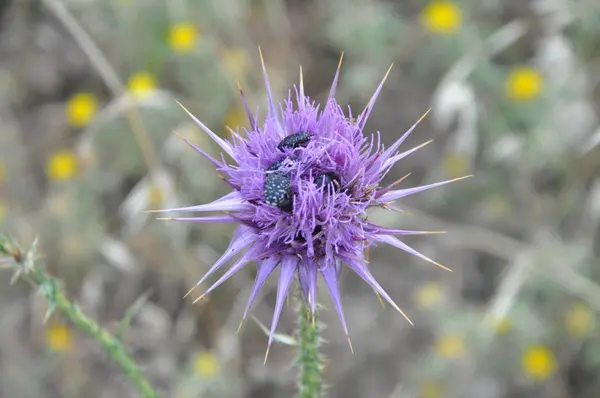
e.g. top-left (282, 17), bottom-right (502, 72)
top-left (521, 344), bottom-right (556, 381)
top-left (420, 382), bottom-right (443, 398)
top-left (420, 1), bottom-right (462, 35)
top-left (414, 282), bottom-right (443, 310)
top-left (66, 92), bottom-right (98, 127)
top-left (221, 47), bottom-right (249, 80)
top-left (127, 72), bottom-right (157, 99)
top-left (442, 153), bottom-right (468, 176)
top-left (489, 316), bottom-right (512, 335)
top-left (147, 185), bottom-right (164, 207)
top-left (46, 323), bottom-right (73, 352)
top-left (168, 22), bottom-right (199, 53)
top-left (505, 67), bottom-right (543, 101)
top-left (565, 303), bottom-right (594, 338)
top-left (224, 106), bottom-right (249, 133)
top-left (46, 151), bottom-right (78, 182)
top-left (193, 351), bottom-right (219, 378)
top-left (435, 334), bottom-right (465, 358)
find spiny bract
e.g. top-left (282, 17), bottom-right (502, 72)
top-left (153, 50), bottom-right (470, 359)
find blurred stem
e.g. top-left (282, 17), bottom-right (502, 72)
top-left (296, 296), bottom-right (324, 398)
top-left (0, 237), bottom-right (158, 398)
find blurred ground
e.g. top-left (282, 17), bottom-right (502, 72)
top-left (1, 0), bottom-right (600, 397)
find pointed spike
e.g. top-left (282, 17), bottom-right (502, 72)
top-left (342, 255), bottom-right (415, 326)
top-left (378, 174), bottom-right (473, 203)
top-left (375, 291), bottom-right (386, 308)
top-left (374, 234), bottom-right (453, 273)
top-left (358, 63), bottom-right (394, 129)
top-left (236, 318), bottom-right (245, 334)
top-left (175, 100), bottom-right (236, 159)
top-left (174, 127), bottom-right (215, 161)
top-left (183, 285), bottom-right (198, 299)
top-left (257, 47), bottom-right (280, 129)
top-left (236, 81), bottom-right (256, 130)
top-left (263, 345), bottom-right (271, 365)
top-left (390, 172), bottom-right (412, 187)
top-left (382, 140), bottom-right (434, 171)
top-left (379, 108), bottom-right (433, 164)
top-left (299, 66), bottom-right (305, 105)
top-left (192, 294), bottom-right (206, 304)
top-left (328, 52), bottom-right (344, 99)
top-left (266, 256), bottom-right (298, 362)
top-left (346, 334), bottom-right (354, 354)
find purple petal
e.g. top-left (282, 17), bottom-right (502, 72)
top-left (343, 257), bottom-right (413, 325)
top-left (357, 64), bottom-right (393, 130)
top-left (320, 259), bottom-right (353, 353)
top-left (366, 223), bottom-right (446, 236)
top-left (373, 234), bottom-right (452, 272)
top-left (266, 255), bottom-right (299, 361)
top-left (174, 132), bottom-right (223, 168)
top-left (258, 47), bottom-right (282, 134)
top-left (158, 215), bottom-right (237, 223)
top-left (328, 53), bottom-right (344, 100)
top-left (377, 176), bottom-right (471, 203)
top-left (380, 110), bottom-right (431, 164)
top-left (240, 256), bottom-right (280, 323)
top-left (298, 67), bottom-right (305, 109)
top-left (381, 139), bottom-right (433, 171)
top-left (195, 240), bottom-right (266, 302)
top-left (149, 191), bottom-right (251, 213)
top-left (175, 100), bottom-right (236, 159)
top-left (237, 82), bottom-right (256, 131)
top-left (186, 225), bottom-right (258, 295)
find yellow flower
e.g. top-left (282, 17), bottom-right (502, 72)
top-left (46, 151), bottom-right (78, 181)
top-left (46, 323), bottom-right (73, 352)
top-left (505, 67), bottom-right (543, 101)
top-left (127, 72), bottom-right (157, 99)
top-left (435, 334), bottom-right (465, 358)
top-left (221, 48), bottom-right (249, 80)
top-left (420, 382), bottom-right (443, 398)
top-left (489, 316), bottom-right (512, 335)
top-left (414, 282), bottom-right (444, 310)
top-left (168, 22), bottom-right (199, 53)
top-left (442, 153), bottom-right (468, 176)
top-left (565, 303), bottom-right (594, 338)
top-left (420, 1), bottom-right (462, 35)
top-left (66, 92), bottom-right (98, 127)
top-left (193, 351), bottom-right (219, 378)
top-left (521, 345), bottom-right (556, 380)
top-left (147, 185), bottom-right (164, 207)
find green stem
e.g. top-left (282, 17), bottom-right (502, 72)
top-left (2, 239), bottom-right (158, 398)
top-left (296, 297), bottom-right (324, 398)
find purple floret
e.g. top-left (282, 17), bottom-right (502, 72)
top-left (154, 50), bottom-right (470, 358)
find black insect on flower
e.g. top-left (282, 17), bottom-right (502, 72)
top-left (264, 171), bottom-right (293, 211)
top-left (277, 132), bottom-right (311, 151)
top-left (314, 172), bottom-right (341, 191)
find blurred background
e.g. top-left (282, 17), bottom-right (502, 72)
top-left (1, 0), bottom-right (600, 397)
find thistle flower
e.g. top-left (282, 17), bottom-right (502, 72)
top-left (152, 50), bottom-right (470, 357)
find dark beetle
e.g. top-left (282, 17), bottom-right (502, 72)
top-left (277, 132), bottom-right (311, 151)
top-left (267, 158), bottom-right (286, 171)
top-left (264, 172), bottom-right (293, 211)
top-left (314, 172), bottom-right (341, 191)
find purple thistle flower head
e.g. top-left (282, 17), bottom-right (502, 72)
top-left (154, 50), bottom-right (470, 357)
